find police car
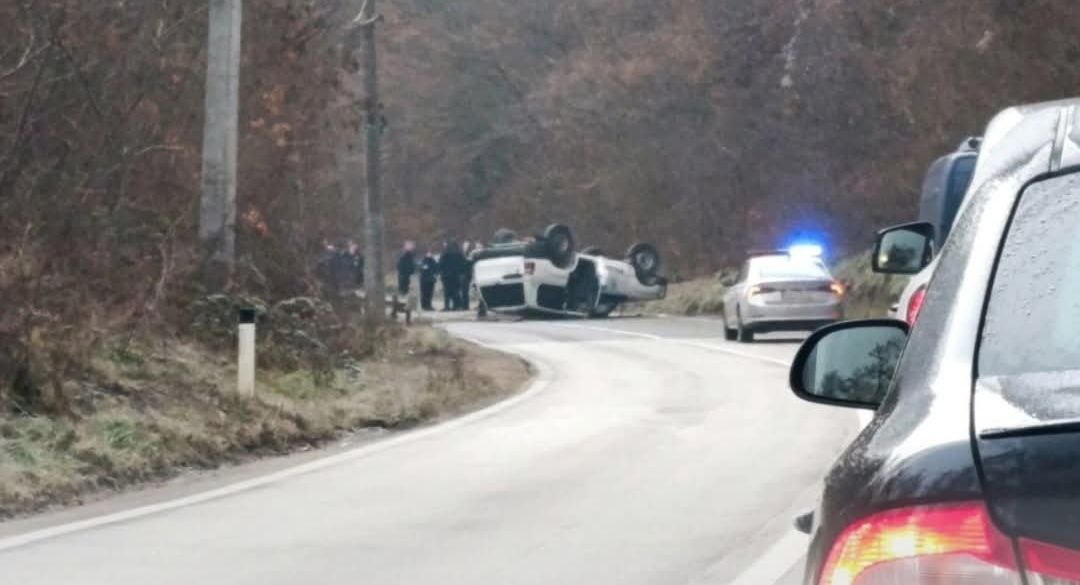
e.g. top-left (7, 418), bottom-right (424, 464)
top-left (472, 225), bottom-right (667, 318)
top-left (721, 245), bottom-right (844, 342)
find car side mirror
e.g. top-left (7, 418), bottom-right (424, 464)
top-left (789, 320), bottom-right (909, 410)
top-left (872, 222), bottom-right (935, 275)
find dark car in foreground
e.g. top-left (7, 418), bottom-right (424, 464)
top-left (789, 98), bottom-right (1080, 584)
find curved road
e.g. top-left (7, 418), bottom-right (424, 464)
top-left (0, 317), bottom-right (855, 585)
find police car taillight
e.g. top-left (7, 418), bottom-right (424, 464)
top-left (818, 503), bottom-right (1021, 585)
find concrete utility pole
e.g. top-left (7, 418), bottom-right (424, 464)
top-left (352, 0), bottom-right (386, 327)
top-left (199, 0), bottom-right (243, 290)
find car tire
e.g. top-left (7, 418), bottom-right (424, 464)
top-left (544, 224), bottom-right (576, 268)
top-left (736, 310), bottom-right (755, 343)
top-left (722, 310), bottom-right (738, 341)
top-left (627, 243), bottom-right (661, 280)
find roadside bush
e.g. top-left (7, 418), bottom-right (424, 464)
top-left (833, 252), bottom-right (909, 319)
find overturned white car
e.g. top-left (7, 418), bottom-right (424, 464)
top-left (472, 224), bottom-right (667, 318)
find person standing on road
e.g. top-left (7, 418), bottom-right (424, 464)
top-left (439, 240), bottom-right (465, 311)
top-left (396, 240), bottom-right (417, 296)
top-left (348, 240), bottom-right (365, 289)
top-left (460, 241), bottom-right (474, 311)
top-left (331, 240), bottom-right (356, 296)
top-left (419, 248), bottom-right (439, 311)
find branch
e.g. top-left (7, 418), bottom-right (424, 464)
top-left (0, 40), bottom-right (46, 83)
top-left (348, 0), bottom-right (381, 28)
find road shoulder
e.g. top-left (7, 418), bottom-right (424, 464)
top-left (0, 332), bottom-right (532, 532)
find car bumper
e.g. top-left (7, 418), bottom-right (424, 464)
top-left (743, 300), bottom-right (842, 331)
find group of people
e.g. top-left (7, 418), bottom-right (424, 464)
top-left (396, 240), bottom-right (484, 312)
top-left (318, 237), bottom-right (486, 313)
top-left (316, 239), bottom-right (365, 294)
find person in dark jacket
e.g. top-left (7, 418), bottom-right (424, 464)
top-left (439, 240), bottom-right (465, 311)
top-left (419, 249), bottom-right (439, 311)
top-left (331, 240), bottom-right (356, 295)
top-left (396, 240), bottom-right (417, 296)
top-left (460, 241), bottom-right (475, 311)
top-left (348, 240), bottom-right (365, 289)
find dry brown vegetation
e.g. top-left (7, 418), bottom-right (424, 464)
top-left (0, 325), bottom-right (528, 518)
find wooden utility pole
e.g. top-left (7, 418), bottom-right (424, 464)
top-left (199, 0), bottom-right (243, 290)
top-left (352, 0), bottom-right (386, 327)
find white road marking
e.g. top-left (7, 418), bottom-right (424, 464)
top-left (552, 322), bottom-right (794, 367)
top-left (0, 343), bottom-right (553, 553)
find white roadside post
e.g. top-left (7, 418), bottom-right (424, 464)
top-left (237, 308), bottom-right (257, 397)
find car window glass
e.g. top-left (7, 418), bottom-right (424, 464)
top-left (941, 156), bottom-right (977, 242)
top-left (980, 173), bottom-right (1080, 382)
top-left (752, 256), bottom-right (829, 280)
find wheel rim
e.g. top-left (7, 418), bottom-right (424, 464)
top-left (556, 236), bottom-right (570, 255)
top-left (636, 252), bottom-right (656, 271)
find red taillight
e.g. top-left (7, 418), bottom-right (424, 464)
top-left (524, 261), bottom-right (535, 275)
top-left (819, 503), bottom-right (1020, 585)
top-left (906, 285), bottom-right (927, 326)
top-left (1020, 537), bottom-right (1080, 583)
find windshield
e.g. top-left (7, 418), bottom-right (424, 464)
top-left (751, 256), bottom-right (830, 280)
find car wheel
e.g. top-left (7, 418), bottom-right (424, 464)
top-left (626, 243), bottom-right (661, 279)
top-left (722, 309), bottom-right (737, 341)
top-left (544, 224), bottom-right (576, 268)
top-left (736, 310), bottom-right (755, 343)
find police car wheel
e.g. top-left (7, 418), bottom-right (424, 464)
top-left (722, 312), bottom-right (738, 341)
top-left (736, 311), bottom-right (755, 343)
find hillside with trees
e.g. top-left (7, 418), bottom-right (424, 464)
top-left (377, 0), bottom-right (1080, 270)
top-left (6, 1), bottom-right (1080, 304)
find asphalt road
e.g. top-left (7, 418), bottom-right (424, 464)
top-left (0, 317), bottom-right (855, 585)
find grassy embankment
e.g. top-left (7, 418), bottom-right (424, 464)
top-left (641, 252), bottom-right (909, 319)
top-left (0, 305), bottom-right (528, 519)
